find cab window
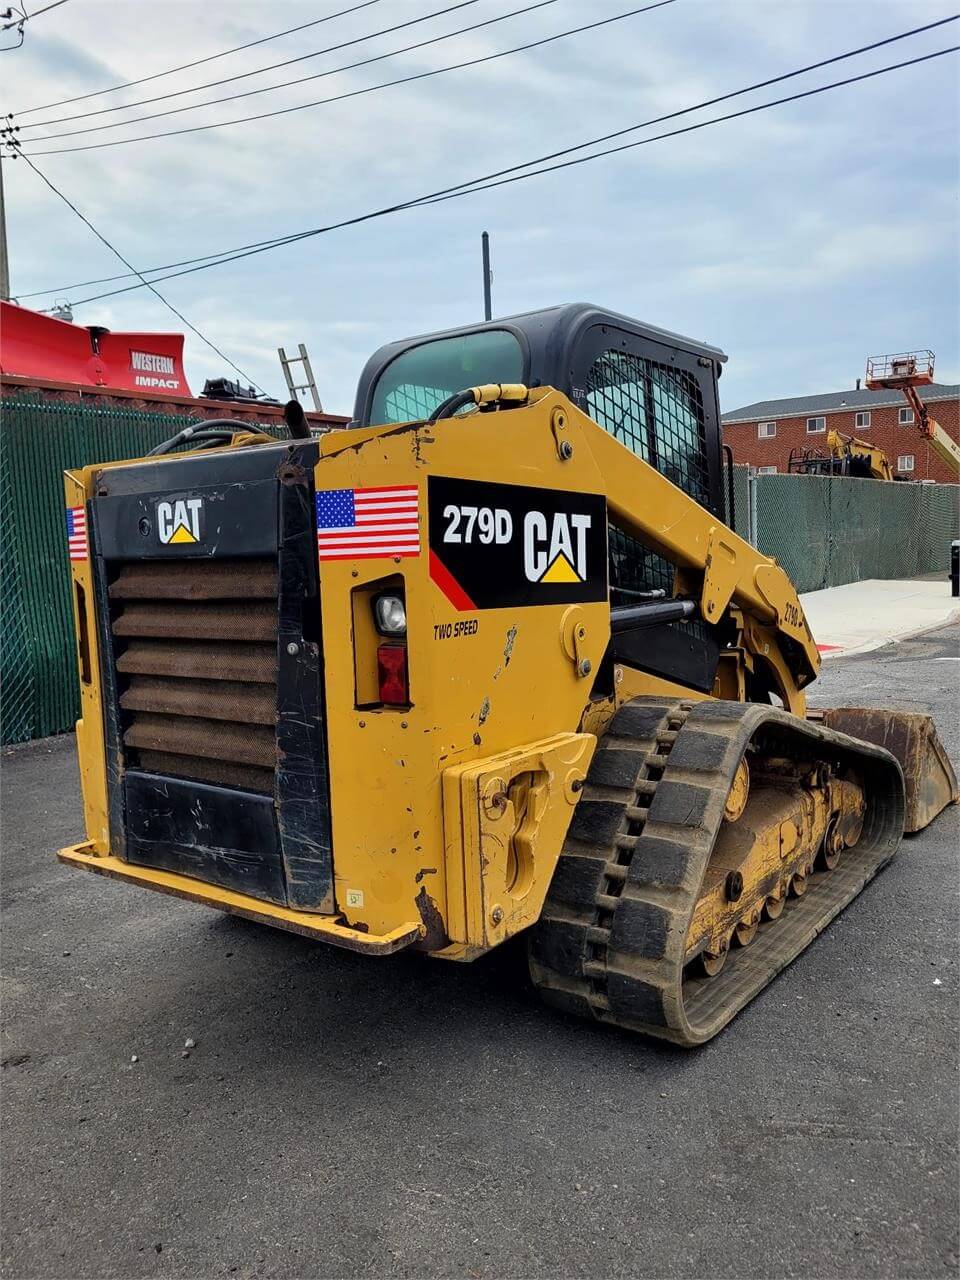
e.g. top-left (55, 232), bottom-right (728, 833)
top-left (369, 330), bottom-right (523, 425)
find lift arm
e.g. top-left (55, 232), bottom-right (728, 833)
top-left (322, 385), bottom-right (820, 709)
top-left (901, 387), bottom-right (960, 474)
top-left (567, 398), bottom-right (821, 696)
top-left (924, 418), bottom-right (960, 473)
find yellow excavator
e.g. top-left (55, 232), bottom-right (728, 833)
top-left (788, 429), bottom-right (895, 480)
top-left (58, 305), bottom-right (957, 1045)
top-left (829, 429), bottom-right (896, 480)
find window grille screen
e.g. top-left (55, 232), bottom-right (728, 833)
top-left (383, 382), bottom-right (450, 423)
top-left (586, 350), bottom-right (709, 598)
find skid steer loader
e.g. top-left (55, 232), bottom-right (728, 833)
top-left (59, 304), bottom-right (957, 1046)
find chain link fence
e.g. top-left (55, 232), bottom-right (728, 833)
top-left (2, 397), bottom-right (958, 745)
top-left (1, 394), bottom-right (286, 746)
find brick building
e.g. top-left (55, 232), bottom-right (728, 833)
top-left (722, 381), bottom-right (959, 482)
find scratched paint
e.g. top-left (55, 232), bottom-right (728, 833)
top-left (493, 624), bottom-right (519, 680)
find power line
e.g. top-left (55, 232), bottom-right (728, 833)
top-left (0, 6), bottom-right (26, 50)
top-left (18, 0), bottom-right (675, 155)
top-left (18, 0), bottom-right (483, 129)
top-left (14, 152), bottom-right (268, 392)
top-left (20, 21), bottom-right (957, 301)
top-left (416, 17), bottom-right (960, 197)
top-left (14, 0), bottom-right (609, 151)
top-left (14, 0), bottom-right (387, 116)
top-left (415, 45), bottom-right (960, 203)
top-left (30, 0), bottom-right (72, 15)
top-left (1, 0), bottom-right (71, 32)
top-left (17, 242), bottom-right (298, 301)
top-left (37, 42), bottom-right (957, 311)
top-left (17, 14), bottom-right (956, 301)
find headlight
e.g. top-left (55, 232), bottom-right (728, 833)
top-left (373, 593), bottom-right (406, 636)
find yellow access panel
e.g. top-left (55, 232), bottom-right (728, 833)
top-left (442, 732), bottom-right (596, 957)
top-left (313, 391), bottom-right (611, 948)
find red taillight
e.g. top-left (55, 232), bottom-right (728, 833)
top-left (377, 644), bottom-right (409, 706)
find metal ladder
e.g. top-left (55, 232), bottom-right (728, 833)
top-left (278, 344), bottom-right (322, 411)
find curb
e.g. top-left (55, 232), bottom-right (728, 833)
top-left (816, 607), bottom-right (960, 660)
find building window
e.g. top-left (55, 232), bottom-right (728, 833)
top-left (899, 407), bottom-right (915, 425)
top-left (855, 411), bottom-right (871, 428)
top-left (897, 454), bottom-right (915, 472)
top-left (806, 416), bottom-right (826, 434)
top-left (757, 421), bottom-right (776, 439)
top-left (756, 466), bottom-right (778, 474)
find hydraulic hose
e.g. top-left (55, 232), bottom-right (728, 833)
top-left (147, 419), bottom-right (244, 456)
top-left (428, 383), bottom-right (528, 423)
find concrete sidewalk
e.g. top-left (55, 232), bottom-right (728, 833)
top-left (800, 577), bottom-right (959, 657)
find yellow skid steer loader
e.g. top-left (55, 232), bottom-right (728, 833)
top-left (59, 304), bottom-right (957, 1045)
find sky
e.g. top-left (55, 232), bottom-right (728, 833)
top-left (2, 0), bottom-right (958, 417)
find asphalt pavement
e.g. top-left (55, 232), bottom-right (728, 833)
top-left (2, 625), bottom-right (958, 1280)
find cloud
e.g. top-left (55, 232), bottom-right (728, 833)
top-left (2, 0), bottom-right (956, 415)
top-left (6, 31), bottom-right (116, 88)
top-left (681, 214), bottom-right (955, 296)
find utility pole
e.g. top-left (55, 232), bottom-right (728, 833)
top-left (481, 230), bottom-right (492, 321)
top-left (0, 155), bottom-right (10, 301)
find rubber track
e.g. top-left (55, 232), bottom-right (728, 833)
top-left (529, 697), bottom-right (906, 1046)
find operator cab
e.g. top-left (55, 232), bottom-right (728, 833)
top-left (354, 303), bottom-right (727, 522)
top-left (355, 303), bottom-right (730, 693)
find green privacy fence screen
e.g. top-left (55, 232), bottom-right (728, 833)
top-left (0, 394), bottom-right (285, 746)
top-left (2, 396), bottom-right (958, 744)
top-left (751, 472), bottom-right (959, 593)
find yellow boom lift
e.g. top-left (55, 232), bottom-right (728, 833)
top-left (866, 350), bottom-right (960, 475)
top-left (58, 305), bottom-right (957, 1045)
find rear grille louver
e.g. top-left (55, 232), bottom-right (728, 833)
top-left (109, 558), bottom-right (278, 794)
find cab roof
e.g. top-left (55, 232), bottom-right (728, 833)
top-left (352, 302), bottom-right (727, 426)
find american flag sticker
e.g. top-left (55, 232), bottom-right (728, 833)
top-left (316, 485), bottom-right (420, 561)
top-left (66, 506), bottom-right (88, 563)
